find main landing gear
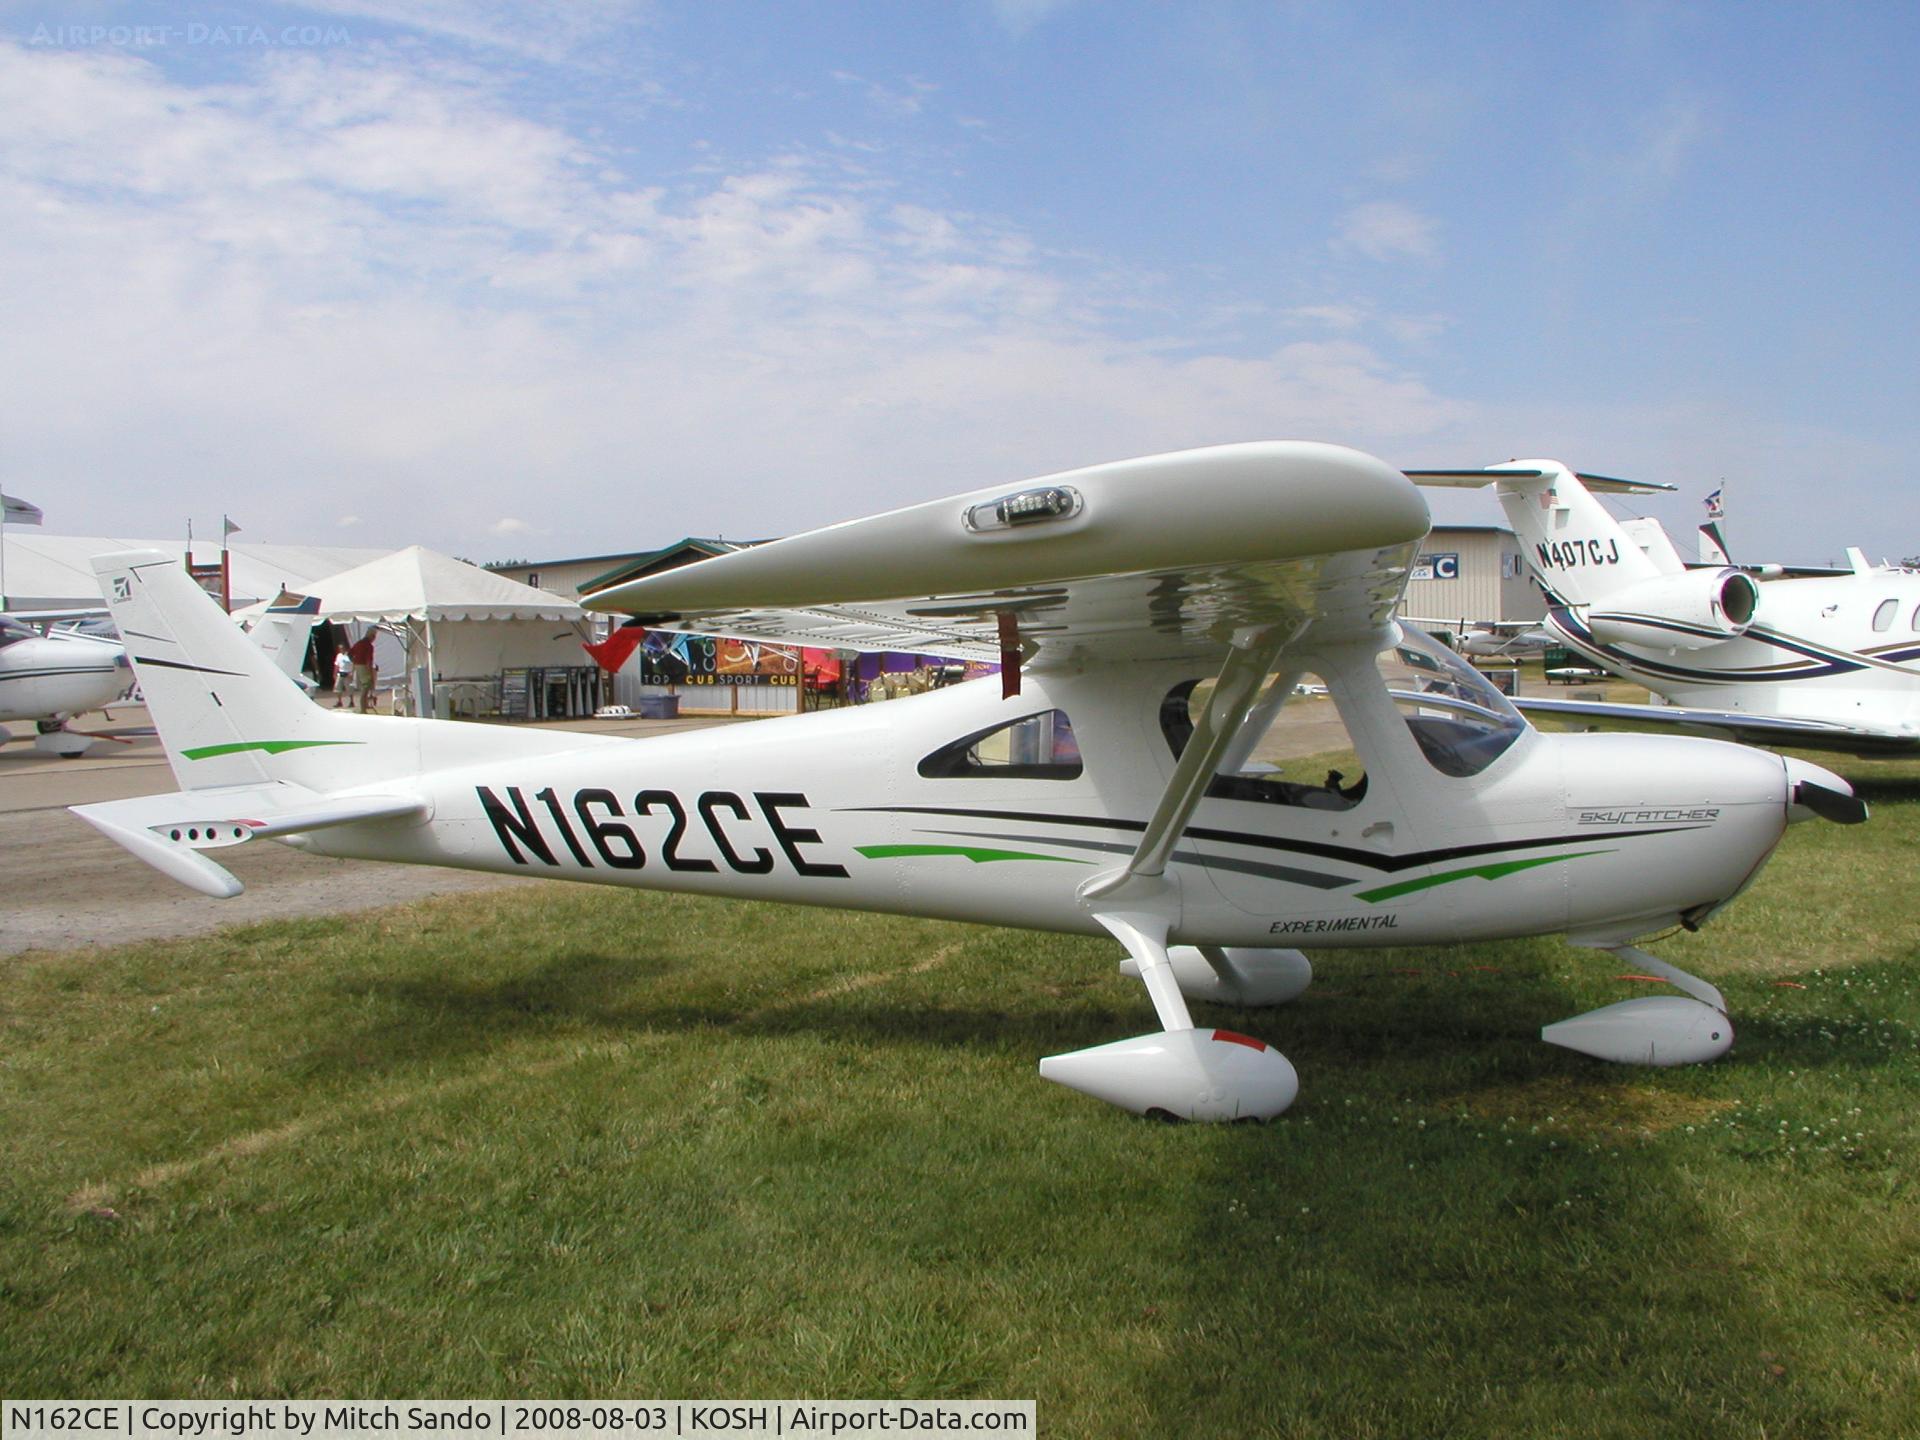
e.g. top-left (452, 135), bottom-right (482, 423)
top-left (1044, 929), bottom-right (1735, 1121)
top-left (1038, 911), bottom-right (1306, 1122)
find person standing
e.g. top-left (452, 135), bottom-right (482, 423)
top-left (347, 630), bottom-right (378, 713)
top-left (331, 643), bottom-right (354, 706)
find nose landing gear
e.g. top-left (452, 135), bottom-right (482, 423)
top-left (1543, 946), bottom-right (1733, 1067)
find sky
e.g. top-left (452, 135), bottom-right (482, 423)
top-left (2, 1), bottom-right (1917, 567)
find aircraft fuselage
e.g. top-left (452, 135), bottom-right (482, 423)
top-left (294, 661), bottom-right (1797, 952)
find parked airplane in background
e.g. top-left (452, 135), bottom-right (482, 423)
top-left (1457, 623), bottom-right (1554, 660)
top-left (1411, 461), bottom-right (1920, 756)
top-left (1, 591), bottom-right (322, 755)
top-left (72, 444), bottom-right (1861, 1121)
top-left (0, 616), bottom-right (130, 755)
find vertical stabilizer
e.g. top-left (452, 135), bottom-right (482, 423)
top-left (1486, 460), bottom-right (1667, 607)
top-left (94, 552), bottom-right (353, 791)
top-left (244, 592), bottom-right (322, 683)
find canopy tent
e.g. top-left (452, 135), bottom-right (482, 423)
top-left (1, 534), bottom-right (388, 612)
top-left (303, 546), bottom-right (592, 715)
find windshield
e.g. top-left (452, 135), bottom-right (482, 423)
top-left (1380, 625), bottom-right (1527, 777)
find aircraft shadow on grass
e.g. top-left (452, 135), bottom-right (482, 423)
top-left (300, 941), bottom-right (1920, 1092)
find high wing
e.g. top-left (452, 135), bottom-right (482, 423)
top-left (587, 442), bottom-right (1432, 917)
top-left (584, 442), bottom-right (1431, 668)
top-left (1512, 694), bottom-right (1919, 757)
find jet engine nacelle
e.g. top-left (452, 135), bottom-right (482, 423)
top-left (1587, 568), bottom-right (1760, 650)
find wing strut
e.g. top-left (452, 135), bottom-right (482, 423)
top-left (1080, 624), bottom-right (1302, 904)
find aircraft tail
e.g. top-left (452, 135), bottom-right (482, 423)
top-left (94, 551), bottom-right (613, 796)
top-left (1408, 460), bottom-right (1675, 608)
top-left (242, 591), bottom-right (322, 684)
top-left (96, 551), bottom-right (356, 791)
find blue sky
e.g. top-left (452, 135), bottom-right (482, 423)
top-left (3, 1), bottom-right (1916, 565)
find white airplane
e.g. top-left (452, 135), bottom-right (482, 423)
top-left (71, 443), bottom-right (1864, 1121)
top-left (0, 616), bottom-right (131, 755)
top-left (1412, 462), bottom-right (1920, 756)
top-left (0, 591), bottom-right (321, 756)
top-left (1457, 623), bottom-right (1554, 660)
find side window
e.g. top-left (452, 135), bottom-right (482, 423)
top-left (1379, 630), bottom-right (1527, 778)
top-left (1874, 598), bottom-right (1897, 632)
top-left (919, 710), bottom-right (1083, 780)
top-left (1161, 676), bottom-right (1366, 811)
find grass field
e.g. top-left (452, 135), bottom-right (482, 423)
top-left (4, 754), bottom-right (1919, 1436)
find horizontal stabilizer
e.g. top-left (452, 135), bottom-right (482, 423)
top-left (1405, 468), bottom-right (1676, 495)
top-left (71, 785), bottom-right (427, 898)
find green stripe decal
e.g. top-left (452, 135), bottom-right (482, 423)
top-left (180, 740), bottom-right (365, 760)
top-left (1355, 850), bottom-right (1614, 904)
top-left (856, 843), bottom-right (1093, 866)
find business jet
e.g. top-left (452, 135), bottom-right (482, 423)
top-left (71, 443), bottom-right (1861, 1121)
top-left (1411, 462), bottom-right (1920, 756)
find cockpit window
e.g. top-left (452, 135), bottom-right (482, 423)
top-left (1161, 676), bottom-right (1366, 811)
top-left (919, 709), bottom-right (1083, 780)
top-left (1159, 625), bottom-right (1525, 799)
top-left (1380, 627), bottom-right (1526, 778)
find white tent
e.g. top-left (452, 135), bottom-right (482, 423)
top-left (1, 534), bottom-right (388, 611)
top-left (305, 546), bottom-right (592, 716)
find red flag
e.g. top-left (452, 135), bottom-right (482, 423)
top-left (584, 626), bottom-right (646, 674)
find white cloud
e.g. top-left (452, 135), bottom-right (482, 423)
top-left (294, 0), bottom-right (647, 66)
top-left (1333, 200), bottom-right (1441, 264)
top-left (490, 517), bottom-right (532, 536)
top-left (0, 40), bottom-right (1472, 559)
top-left (988, 0), bottom-right (1079, 38)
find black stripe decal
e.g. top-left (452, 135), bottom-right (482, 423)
top-left (844, 804), bottom-right (1704, 875)
top-left (131, 656), bottom-right (248, 677)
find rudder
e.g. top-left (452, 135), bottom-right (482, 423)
top-left (95, 551), bottom-right (358, 792)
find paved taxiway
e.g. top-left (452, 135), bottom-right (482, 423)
top-left (1, 705), bottom-right (745, 957)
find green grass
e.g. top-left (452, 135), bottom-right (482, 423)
top-left (4, 759), bottom-right (1920, 1435)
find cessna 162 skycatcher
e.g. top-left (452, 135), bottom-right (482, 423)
top-left (1412, 461), bottom-right (1920, 755)
top-left (74, 443), bottom-right (1864, 1121)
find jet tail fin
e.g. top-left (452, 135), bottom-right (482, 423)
top-left (1407, 461), bottom-right (1674, 607)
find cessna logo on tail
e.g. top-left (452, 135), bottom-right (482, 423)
top-left (1537, 537), bottom-right (1621, 570)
